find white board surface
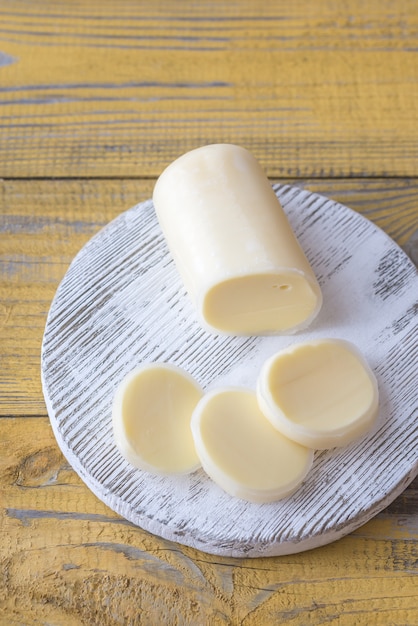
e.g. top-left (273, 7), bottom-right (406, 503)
top-left (41, 184), bottom-right (418, 557)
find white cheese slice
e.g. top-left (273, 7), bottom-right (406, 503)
top-left (153, 143), bottom-right (322, 335)
top-left (191, 388), bottom-right (314, 503)
top-left (112, 363), bottom-right (203, 475)
top-left (257, 339), bottom-right (379, 449)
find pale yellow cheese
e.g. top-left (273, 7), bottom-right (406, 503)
top-left (112, 364), bottom-right (203, 475)
top-left (191, 388), bottom-right (314, 503)
top-left (153, 144), bottom-right (322, 335)
top-left (257, 339), bottom-right (379, 449)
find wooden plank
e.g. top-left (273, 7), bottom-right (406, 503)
top-left (2, 516), bottom-right (418, 626)
top-left (1, 177), bottom-right (417, 416)
top-left (0, 0), bottom-right (417, 178)
top-left (1, 418), bottom-right (417, 624)
top-left (0, 179), bottom-right (154, 415)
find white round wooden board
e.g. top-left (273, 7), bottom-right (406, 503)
top-left (41, 184), bottom-right (418, 558)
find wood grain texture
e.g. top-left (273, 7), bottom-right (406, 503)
top-left (0, 0), bottom-right (417, 178)
top-left (2, 178), bottom-right (417, 417)
top-left (1, 0), bottom-right (418, 620)
top-left (1, 418), bottom-right (418, 624)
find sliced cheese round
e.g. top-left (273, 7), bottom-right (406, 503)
top-left (257, 339), bottom-right (379, 449)
top-left (191, 388), bottom-right (314, 503)
top-left (112, 363), bottom-right (203, 475)
top-left (153, 143), bottom-right (322, 335)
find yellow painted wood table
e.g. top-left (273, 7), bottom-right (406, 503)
top-left (1, 1), bottom-right (417, 624)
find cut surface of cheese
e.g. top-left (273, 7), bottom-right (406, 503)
top-left (153, 143), bottom-right (322, 335)
top-left (112, 363), bottom-right (203, 475)
top-left (257, 339), bottom-right (379, 449)
top-left (191, 388), bottom-right (314, 503)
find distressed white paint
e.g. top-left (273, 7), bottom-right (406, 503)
top-left (41, 185), bottom-right (418, 557)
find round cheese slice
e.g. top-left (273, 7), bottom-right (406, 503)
top-left (112, 363), bottom-right (203, 475)
top-left (191, 388), bottom-right (314, 503)
top-left (257, 339), bottom-right (379, 449)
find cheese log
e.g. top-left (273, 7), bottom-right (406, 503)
top-left (191, 388), bottom-right (314, 503)
top-left (257, 339), bottom-right (379, 449)
top-left (152, 144), bottom-right (322, 335)
top-left (112, 363), bottom-right (203, 475)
